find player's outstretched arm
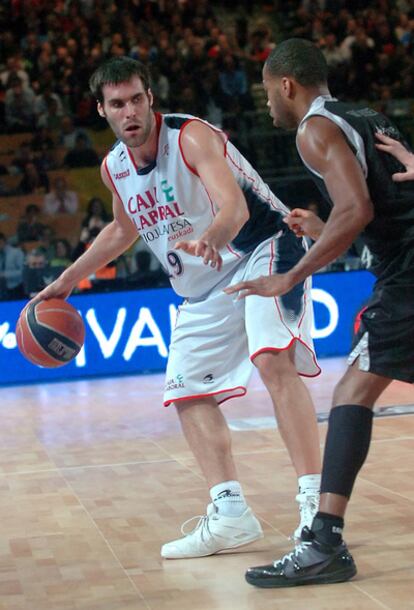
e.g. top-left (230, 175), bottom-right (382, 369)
top-left (226, 117), bottom-right (374, 299)
top-left (375, 132), bottom-right (414, 182)
top-left (33, 164), bottom-right (138, 302)
top-left (175, 121), bottom-right (249, 271)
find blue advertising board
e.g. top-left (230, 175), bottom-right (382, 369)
top-left (0, 270), bottom-right (375, 386)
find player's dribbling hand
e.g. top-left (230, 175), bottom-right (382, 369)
top-left (27, 277), bottom-right (75, 308)
top-left (224, 273), bottom-right (295, 299)
top-left (283, 208), bottom-right (325, 241)
top-left (175, 239), bottom-right (223, 271)
top-left (375, 132), bottom-right (414, 182)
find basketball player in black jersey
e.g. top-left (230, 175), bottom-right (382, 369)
top-left (226, 38), bottom-right (414, 587)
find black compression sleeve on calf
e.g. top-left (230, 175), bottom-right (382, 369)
top-left (320, 404), bottom-right (374, 498)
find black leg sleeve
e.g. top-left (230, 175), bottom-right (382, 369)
top-left (320, 404), bottom-right (374, 498)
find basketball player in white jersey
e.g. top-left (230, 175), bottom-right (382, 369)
top-left (34, 57), bottom-right (322, 559)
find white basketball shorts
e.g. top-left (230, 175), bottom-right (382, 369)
top-left (164, 234), bottom-right (320, 406)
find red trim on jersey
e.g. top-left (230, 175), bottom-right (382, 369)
top-left (225, 242), bottom-right (242, 259)
top-left (226, 151), bottom-right (284, 214)
top-left (250, 339), bottom-right (321, 378)
top-left (268, 237), bottom-right (274, 275)
top-left (268, 239), bottom-right (295, 339)
top-left (223, 134), bottom-right (229, 156)
top-left (178, 119), bottom-right (199, 176)
top-left (127, 111), bottom-right (162, 171)
top-left (163, 385), bottom-right (247, 407)
top-left (127, 147), bottom-right (139, 172)
top-left (178, 118), bottom-right (227, 176)
top-left (103, 155), bottom-right (123, 203)
top-left (249, 239), bottom-right (319, 376)
top-left (268, 239), bottom-right (309, 334)
top-left (272, 276), bottom-right (298, 338)
top-left (297, 277), bottom-right (309, 330)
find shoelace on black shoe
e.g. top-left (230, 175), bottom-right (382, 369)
top-left (273, 540), bottom-right (313, 568)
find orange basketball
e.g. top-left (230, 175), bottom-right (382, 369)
top-left (16, 299), bottom-right (85, 368)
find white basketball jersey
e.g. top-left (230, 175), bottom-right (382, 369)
top-left (104, 113), bottom-right (288, 298)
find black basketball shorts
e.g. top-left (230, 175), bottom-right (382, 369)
top-left (348, 282), bottom-right (414, 383)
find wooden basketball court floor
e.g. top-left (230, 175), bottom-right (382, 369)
top-left (0, 357), bottom-right (413, 610)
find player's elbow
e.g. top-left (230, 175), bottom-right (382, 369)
top-left (355, 199), bottom-right (374, 230)
top-left (240, 206), bottom-right (250, 227)
top-left (234, 209), bottom-right (249, 235)
top-left (236, 199), bottom-right (250, 228)
top-left (366, 201), bottom-right (375, 226)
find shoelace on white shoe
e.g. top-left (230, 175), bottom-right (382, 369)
top-left (273, 540), bottom-right (312, 568)
top-left (180, 513), bottom-right (218, 541)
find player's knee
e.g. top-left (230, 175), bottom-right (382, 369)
top-left (173, 399), bottom-right (195, 416)
top-left (173, 396), bottom-right (217, 415)
top-left (254, 350), bottom-right (295, 386)
top-left (332, 369), bottom-right (379, 407)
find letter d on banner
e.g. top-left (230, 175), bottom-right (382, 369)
top-left (311, 288), bottom-right (339, 339)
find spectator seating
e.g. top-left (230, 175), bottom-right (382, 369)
top-left (0, 193), bottom-right (83, 246)
top-left (48, 168), bottom-right (109, 207)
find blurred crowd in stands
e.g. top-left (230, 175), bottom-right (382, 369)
top-left (2, 0), bottom-right (413, 134)
top-left (282, 0), bottom-right (414, 116)
top-left (0, 195), bottom-right (170, 301)
top-left (1, 0), bottom-right (413, 300)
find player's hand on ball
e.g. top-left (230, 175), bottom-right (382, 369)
top-left (175, 239), bottom-right (223, 271)
top-left (224, 273), bottom-right (295, 299)
top-left (31, 276), bottom-right (75, 304)
top-left (283, 208), bottom-right (325, 241)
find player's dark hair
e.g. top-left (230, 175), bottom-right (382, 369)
top-left (89, 57), bottom-right (151, 103)
top-left (265, 38), bottom-right (328, 86)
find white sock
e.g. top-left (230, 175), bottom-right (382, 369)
top-left (298, 474), bottom-right (321, 495)
top-left (209, 480), bottom-right (247, 517)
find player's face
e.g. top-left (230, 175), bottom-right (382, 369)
top-left (262, 68), bottom-right (297, 130)
top-left (98, 76), bottom-right (154, 148)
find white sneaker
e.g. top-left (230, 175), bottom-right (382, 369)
top-left (293, 491), bottom-right (319, 541)
top-left (161, 503), bottom-right (263, 559)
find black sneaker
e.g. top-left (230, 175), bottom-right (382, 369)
top-left (245, 527), bottom-right (357, 588)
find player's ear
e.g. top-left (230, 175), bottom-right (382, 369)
top-left (281, 77), bottom-right (293, 98)
top-left (97, 102), bottom-right (105, 118)
top-left (147, 88), bottom-right (154, 107)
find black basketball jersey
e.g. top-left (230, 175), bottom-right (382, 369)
top-left (298, 95), bottom-right (414, 285)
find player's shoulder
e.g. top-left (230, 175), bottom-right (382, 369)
top-left (109, 138), bottom-right (122, 152)
top-left (100, 145), bottom-right (121, 188)
top-left (162, 114), bottom-right (217, 140)
top-left (162, 113), bottom-right (197, 130)
top-left (162, 113), bottom-right (220, 150)
top-left (298, 114), bottom-right (344, 144)
top-left (104, 140), bottom-right (129, 174)
top-left (106, 139), bottom-right (125, 159)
